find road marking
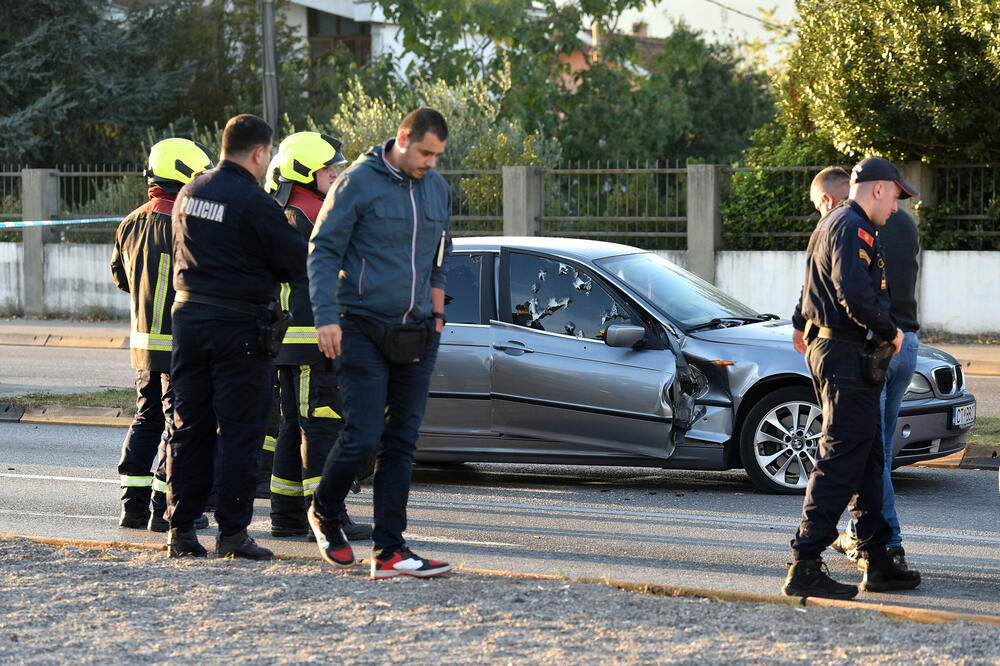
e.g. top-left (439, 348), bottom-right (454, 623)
top-left (0, 473), bottom-right (119, 484)
top-left (0, 509), bottom-right (118, 521)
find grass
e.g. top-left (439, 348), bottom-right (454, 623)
top-left (967, 416), bottom-right (1000, 450)
top-left (1, 389), bottom-right (136, 416)
top-left (920, 328), bottom-right (1000, 346)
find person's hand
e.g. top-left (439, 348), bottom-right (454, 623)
top-left (793, 328), bottom-right (807, 354)
top-left (435, 318), bottom-right (444, 333)
top-left (316, 323), bottom-right (342, 359)
top-left (891, 328), bottom-right (904, 355)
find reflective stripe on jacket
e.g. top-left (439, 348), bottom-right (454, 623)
top-left (110, 188), bottom-right (176, 372)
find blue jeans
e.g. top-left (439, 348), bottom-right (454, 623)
top-left (312, 318), bottom-right (440, 554)
top-left (846, 331), bottom-right (919, 548)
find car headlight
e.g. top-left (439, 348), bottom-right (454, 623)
top-left (905, 372), bottom-right (932, 398)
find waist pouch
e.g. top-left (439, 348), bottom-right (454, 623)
top-left (258, 302), bottom-right (292, 357)
top-left (349, 314), bottom-right (433, 364)
top-left (862, 341), bottom-right (894, 384)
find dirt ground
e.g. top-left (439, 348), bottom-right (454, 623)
top-left (1, 536), bottom-right (997, 665)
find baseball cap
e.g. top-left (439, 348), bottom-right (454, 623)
top-left (850, 157), bottom-right (918, 199)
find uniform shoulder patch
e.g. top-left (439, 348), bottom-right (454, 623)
top-left (858, 228), bottom-right (874, 246)
top-left (859, 248), bottom-right (871, 265)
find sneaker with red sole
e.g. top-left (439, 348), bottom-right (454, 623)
top-left (371, 547), bottom-right (451, 579)
top-left (307, 504), bottom-right (354, 568)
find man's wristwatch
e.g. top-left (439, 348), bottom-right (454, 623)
top-left (432, 312), bottom-right (446, 325)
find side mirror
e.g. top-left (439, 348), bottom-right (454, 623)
top-left (604, 324), bottom-right (646, 348)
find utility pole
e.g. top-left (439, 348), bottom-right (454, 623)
top-left (261, 0), bottom-right (279, 139)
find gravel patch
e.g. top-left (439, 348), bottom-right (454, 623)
top-left (1, 537), bottom-right (997, 665)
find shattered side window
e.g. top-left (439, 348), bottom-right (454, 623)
top-left (444, 254), bottom-right (482, 324)
top-left (508, 253), bottom-right (631, 339)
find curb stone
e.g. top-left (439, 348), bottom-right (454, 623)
top-left (11, 535), bottom-right (1000, 629)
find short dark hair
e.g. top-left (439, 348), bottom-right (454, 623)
top-left (811, 166), bottom-right (850, 193)
top-left (222, 114), bottom-right (273, 155)
top-left (399, 108), bottom-right (448, 143)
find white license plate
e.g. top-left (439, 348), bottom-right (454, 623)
top-left (952, 403), bottom-right (976, 428)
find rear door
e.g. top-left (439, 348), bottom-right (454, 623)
top-left (489, 249), bottom-right (676, 460)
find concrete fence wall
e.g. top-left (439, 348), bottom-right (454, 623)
top-left (2, 242), bottom-right (998, 333)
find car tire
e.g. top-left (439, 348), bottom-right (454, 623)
top-left (739, 386), bottom-right (822, 495)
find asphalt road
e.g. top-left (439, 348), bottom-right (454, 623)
top-left (1, 420), bottom-right (997, 619)
top-left (2, 345), bottom-right (1000, 416)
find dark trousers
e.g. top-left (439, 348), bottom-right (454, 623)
top-left (312, 319), bottom-right (439, 553)
top-left (118, 369), bottom-right (170, 516)
top-left (165, 303), bottom-right (273, 535)
top-left (271, 362), bottom-right (343, 527)
top-left (792, 337), bottom-right (891, 559)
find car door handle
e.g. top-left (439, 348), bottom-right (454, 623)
top-left (492, 341), bottom-right (534, 355)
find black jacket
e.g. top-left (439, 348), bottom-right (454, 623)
top-left (877, 209), bottom-right (920, 333)
top-left (111, 186), bottom-right (176, 372)
top-left (275, 185), bottom-right (325, 366)
top-left (793, 200), bottom-right (896, 342)
top-left (172, 160), bottom-right (306, 306)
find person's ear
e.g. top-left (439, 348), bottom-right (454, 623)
top-left (396, 129), bottom-right (409, 150)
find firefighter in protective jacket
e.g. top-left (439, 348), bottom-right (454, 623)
top-left (267, 131), bottom-right (372, 540)
top-left (110, 138), bottom-right (213, 532)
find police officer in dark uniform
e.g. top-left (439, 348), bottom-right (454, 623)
top-left (111, 138), bottom-right (213, 533)
top-left (166, 114), bottom-right (307, 560)
top-left (266, 131), bottom-right (371, 541)
top-left (784, 157), bottom-right (922, 598)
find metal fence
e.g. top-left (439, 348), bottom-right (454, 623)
top-left (59, 164), bottom-right (144, 243)
top-left (721, 165), bottom-right (830, 251)
top-left (539, 161), bottom-right (687, 251)
top-left (438, 169), bottom-right (502, 236)
top-left (932, 164), bottom-right (1000, 249)
top-left (0, 167), bottom-right (23, 242)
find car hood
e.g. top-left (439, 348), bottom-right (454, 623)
top-left (687, 320), bottom-right (795, 350)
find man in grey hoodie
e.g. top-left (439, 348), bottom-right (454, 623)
top-left (306, 108), bottom-right (453, 579)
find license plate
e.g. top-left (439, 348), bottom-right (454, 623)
top-left (952, 403), bottom-right (976, 428)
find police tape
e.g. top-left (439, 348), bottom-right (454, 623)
top-left (0, 216), bottom-right (121, 229)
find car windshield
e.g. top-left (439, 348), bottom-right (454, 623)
top-left (595, 252), bottom-right (761, 328)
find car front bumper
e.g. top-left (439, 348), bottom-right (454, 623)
top-left (892, 394), bottom-right (976, 467)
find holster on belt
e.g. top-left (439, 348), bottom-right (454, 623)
top-left (803, 320), bottom-right (819, 345)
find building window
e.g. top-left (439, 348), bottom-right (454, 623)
top-left (307, 9), bottom-right (371, 65)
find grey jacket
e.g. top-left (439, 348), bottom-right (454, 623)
top-left (308, 140), bottom-right (452, 327)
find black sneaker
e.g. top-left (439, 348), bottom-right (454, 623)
top-left (194, 514), bottom-right (210, 530)
top-left (859, 552), bottom-right (921, 592)
top-left (119, 510), bottom-right (151, 529)
top-left (307, 504), bottom-right (354, 568)
top-left (216, 529), bottom-right (274, 560)
top-left (781, 559), bottom-right (858, 599)
top-left (830, 532), bottom-right (860, 561)
top-left (338, 510), bottom-right (373, 541)
top-left (167, 528), bottom-right (207, 558)
top-left (371, 546), bottom-right (451, 579)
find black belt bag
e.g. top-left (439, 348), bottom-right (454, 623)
top-left (348, 314), bottom-right (433, 364)
top-left (862, 340), bottom-right (894, 384)
top-left (175, 291), bottom-right (290, 357)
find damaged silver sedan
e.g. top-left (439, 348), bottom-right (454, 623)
top-left (420, 238), bottom-right (976, 494)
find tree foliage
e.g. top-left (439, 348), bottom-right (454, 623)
top-left (0, 0), bottom-right (188, 164)
top-left (790, 0), bottom-right (1000, 162)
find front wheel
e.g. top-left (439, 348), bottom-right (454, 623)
top-left (739, 386), bottom-right (822, 494)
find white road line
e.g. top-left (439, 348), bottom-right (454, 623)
top-left (1, 473), bottom-right (119, 484)
top-left (0, 509), bottom-right (118, 521)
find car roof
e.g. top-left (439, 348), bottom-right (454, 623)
top-left (452, 236), bottom-right (646, 262)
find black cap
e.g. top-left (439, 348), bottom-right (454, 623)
top-left (850, 157), bottom-right (918, 200)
